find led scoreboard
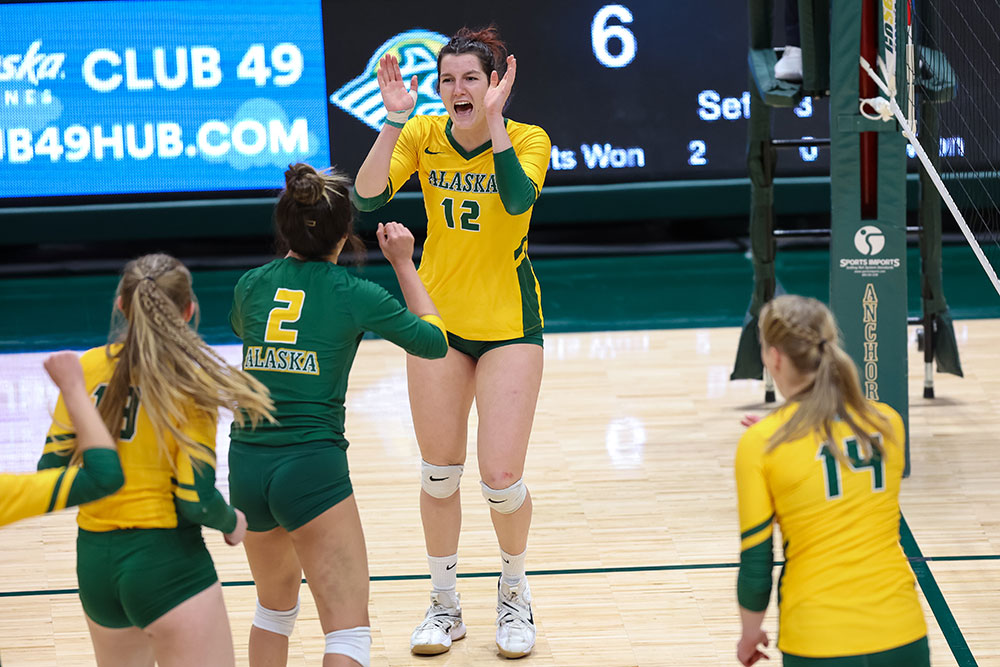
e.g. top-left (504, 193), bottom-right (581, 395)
top-left (1, 0), bottom-right (832, 204)
top-left (0, 0), bottom-right (330, 202)
top-left (324, 1), bottom-right (831, 187)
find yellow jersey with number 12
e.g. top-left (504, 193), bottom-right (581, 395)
top-left (387, 114), bottom-right (551, 341)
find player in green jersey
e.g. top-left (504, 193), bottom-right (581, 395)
top-left (736, 295), bottom-right (928, 666)
top-left (229, 163), bottom-right (447, 667)
top-left (354, 27), bottom-right (548, 659)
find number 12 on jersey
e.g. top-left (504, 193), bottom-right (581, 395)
top-left (441, 197), bottom-right (481, 231)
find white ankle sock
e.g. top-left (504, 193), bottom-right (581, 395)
top-left (428, 553), bottom-right (458, 594)
top-left (500, 548), bottom-right (526, 587)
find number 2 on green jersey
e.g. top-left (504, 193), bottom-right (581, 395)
top-left (265, 288), bottom-right (305, 344)
top-left (442, 197), bottom-right (481, 231)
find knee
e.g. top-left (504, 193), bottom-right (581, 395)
top-left (421, 460), bottom-right (464, 499)
top-left (325, 626), bottom-right (371, 667)
top-left (480, 477), bottom-right (528, 514)
top-left (253, 598), bottom-right (300, 637)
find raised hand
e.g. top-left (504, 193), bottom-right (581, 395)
top-left (377, 54), bottom-right (418, 114)
top-left (483, 54), bottom-right (516, 118)
top-left (43, 351), bottom-right (86, 395)
top-left (377, 221), bottom-right (415, 267)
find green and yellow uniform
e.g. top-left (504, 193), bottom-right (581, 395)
top-left (40, 345), bottom-right (235, 628)
top-left (0, 450), bottom-right (122, 528)
top-left (735, 401), bottom-right (927, 661)
top-left (353, 114), bottom-right (551, 342)
top-left (229, 257), bottom-right (447, 531)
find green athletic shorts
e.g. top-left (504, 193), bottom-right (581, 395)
top-left (783, 636), bottom-right (930, 666)
top-left (77, 525), bottom-right (218, 629)
top-left (447, 331), bottom-right (543, 360)
top-left (228, 439), bottom-right (353, 533)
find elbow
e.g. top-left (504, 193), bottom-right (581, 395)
top-left (500, 197), bottom-right (533, 216)
top-left (350, 186), bottom-right (387, 212)
top-left (736, 568), bottom-right (773, 612)
top-left (97, 463), bottom-right (125, 496)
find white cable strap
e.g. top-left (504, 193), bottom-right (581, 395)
top-left (859, 56), bottom-right (1000, 298)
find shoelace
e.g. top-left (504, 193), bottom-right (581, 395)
top-left (497, 591), bottom-right (531, 626)
top-left (420, 605), bottom-right (460, 633)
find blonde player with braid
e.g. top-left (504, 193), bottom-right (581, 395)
top-left (0, 352), bottom-right (122, 528)
top-left (735, 295), bottom-right (928, 667)
top-left (40, 253), bottom-right (274, 667)
top-left (228, 163), bottom-right (447, 667)
top-left (354, 26), bottom-right (548, 659)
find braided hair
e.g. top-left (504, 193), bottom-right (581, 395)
top-left (759, 295), bottom-right (890, 463)
top-left (91, 254), bottom-right (274, 470)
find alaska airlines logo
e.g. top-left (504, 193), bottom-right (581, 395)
top-left (330, 29), bottom-right (448, 131)
top-left (0, 41), bottom-right (66, 85)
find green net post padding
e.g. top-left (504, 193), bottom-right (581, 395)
top-left (732, 77), bottom-right (777, 381)
top-left (915, 3), bottom-right (963, 377)
top-left (734, 0), bottom-right (831, 380)
top-left (828, 0), bottom-right (910, 473)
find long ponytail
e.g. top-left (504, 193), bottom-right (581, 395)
top-left (85, 254), bottom-right (274, 468)
top-left (760, 295), bottom-right (891, 464)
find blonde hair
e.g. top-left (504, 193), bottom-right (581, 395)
top-left (76, 254), bottom-right (274, 468)
top-left (759, 295), bottom-right (890, 464)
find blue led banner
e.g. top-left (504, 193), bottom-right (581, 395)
top-left (0, 0), bottom-right (330, 199)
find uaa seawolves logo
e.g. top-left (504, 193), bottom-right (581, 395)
top-left (330, 29), bottom-right (448, 131)
top-left (854, 225), bottom-right (886, 256)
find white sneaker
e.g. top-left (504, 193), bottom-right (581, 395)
top-left (775, 45), bottom-right (803, 81)
top-left (495, 578), bottom-right (535, 659)
top-left (410, 590), bottom-right (466, 655)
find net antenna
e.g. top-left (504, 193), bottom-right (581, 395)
top-left (858, 0), bottom-right (1000, 300)
top-left (906, 0), bottom-right (916, 133)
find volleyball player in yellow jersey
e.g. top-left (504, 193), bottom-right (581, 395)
top-left (735, 295), bottom-right (929, 666)
top-left (354, 26), bottom-right (549, 659)
top-left (0, 352), bottom-right (122, 528)
top-left (40, 254), bottom-right (273, 667)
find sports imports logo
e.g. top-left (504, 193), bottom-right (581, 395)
top-left (854, 225), bottom-right (885, 256)
top-left (330, 29), bottom-right (448, 131)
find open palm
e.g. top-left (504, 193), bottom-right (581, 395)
top-left (484, 55), bottom-right (517, 117)
top-left (377, 54), bottom-right (417, 113)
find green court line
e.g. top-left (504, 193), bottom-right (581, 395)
top-left (900, 516), bottom-right (978, 667)
top-left (2, 553), bottom-right (997, 599)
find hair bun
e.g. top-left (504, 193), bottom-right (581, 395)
top-left (285, 163), bottom-right (325, 206)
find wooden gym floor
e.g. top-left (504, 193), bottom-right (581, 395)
top-left (0, 321), bottom-right (997, 665)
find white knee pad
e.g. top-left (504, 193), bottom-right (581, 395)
top-left (325, 626), bottom-right (371, 667)
top-left (480, 478), bottom-right (527, 514)
top-left (252, 599), bottom-right (299, 637)
top-left (421, 460), bottom-right (464, 499)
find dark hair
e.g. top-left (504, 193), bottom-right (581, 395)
top-left (437, 25), bottom-right (509, 87)
top-left (274, 163), bottom-right (364, 263)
